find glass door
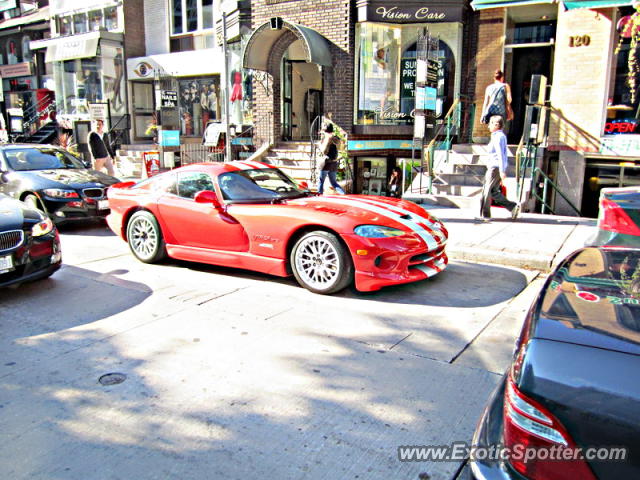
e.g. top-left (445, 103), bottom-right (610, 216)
top-left (282, 59), bottom-right (293, 140)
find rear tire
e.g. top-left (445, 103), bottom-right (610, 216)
top-left (126, 211), bottom-right (167, 263)
top-left (290, 230), bottom-right (353, 294)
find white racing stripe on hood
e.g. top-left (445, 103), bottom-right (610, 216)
top-left (236, 162), bottom-right (257, 170)
top-left (319, 196), bottom-right (439, 250)
top-left (353, 196), bottom-right (447, 244)
top-left (245, 161), bottom-right (270, 169)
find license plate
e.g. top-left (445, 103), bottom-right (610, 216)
top-left (0, 255), bottom-right (13, 273)
top-left (98, 199), bottom-right (109, 210)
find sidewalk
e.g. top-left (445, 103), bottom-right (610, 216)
top-left (426, 205), bottom-right (597, 273)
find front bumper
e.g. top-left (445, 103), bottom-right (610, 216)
top-left (0, 230), bottom-right (62, 288)
top-left (40, 194), bottom-right (110, 223)
top-left (469, 375), bottom-right (523, 480)
top-left (342, 232), bottom-right (448, 292)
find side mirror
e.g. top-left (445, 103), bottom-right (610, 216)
top-left (194, 190), bottom-right (222, 209)
top-left (298, 181), bottom-right (309, 190)
top-left (0, 170), bottom-right (7, 184)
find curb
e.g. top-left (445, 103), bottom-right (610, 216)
top-left (447, 246), bottom-right (553, 272)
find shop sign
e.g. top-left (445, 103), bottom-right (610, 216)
top-left (0, 62), bottom-right (32, 78)
top-left (88, 103), bottom-right (109, 124)
top-left (159, 130), bottom-right (180, 147)
top-left (604, 119), bottom-right (640, 135)
top-left (143, 151), bottom-right (161, 177)
top-left (400, 58), bottom-right (416, 101)
top-left (161, 90), bottom-right (178, 108)
top-left (347, 139), bottom-right (415, 151)
top-left (132, 61), bottom-right (154, 79)
top-left (358, 1), bottom-right (463, 24)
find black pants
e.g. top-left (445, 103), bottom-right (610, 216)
top-left (480, 167), bottom-right (516, 218)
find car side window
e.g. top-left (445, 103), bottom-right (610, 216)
top-left (177, 172), bottom-right (215, 199)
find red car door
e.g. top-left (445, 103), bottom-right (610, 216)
top-left (157, 171), bottom-right (249, 251)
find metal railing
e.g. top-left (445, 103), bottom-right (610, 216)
top-left (516, 135), bottom-right (581, 216)
top-left (414, 95), bottom-right (476, 194)
top-left (309, 115), bottom-right (353, 192)
top-left (107, 114), bottom-right (130, 152)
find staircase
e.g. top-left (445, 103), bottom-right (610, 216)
top-left (262, 140), bottom-right (314, 186)
top-left (21, 121), bottom-right (58, 144)
top-left (406, 143), bottom-right (520, 209)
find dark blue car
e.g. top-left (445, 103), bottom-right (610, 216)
top-left (0, 144), bottom-right (119, 224)
top-left (0, 192), bottom-right (61, 288)
top-left (470, 246), bottom-right (639, 480)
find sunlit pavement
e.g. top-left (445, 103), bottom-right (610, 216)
top-left (0, 221), bottom-right (546, 480)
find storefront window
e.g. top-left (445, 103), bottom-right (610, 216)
top-left (608, 6), bottom-right (640, 136)
top-left (53, 44), bottom-right (126, 119)
top-left (172, 0), bottom-right (183, 34)
top-left (355, 22), bottom-right (454, 126)
top-left (186, 0), bottom-right (198, 32)
top-left (58, 16), bottom-right (72, 36)
top-left (89, 10), bottom-right (104, 31)
top-left (178, 77), bottom-right (219, 136)
top-left (356, 157), bottom-right (389, 196)
top-left (74, 13), bottom-right (87, 34)
top-left (104, 6), bottom-right (118, 31)
top-left (202, 0), bottom-right (214, 29)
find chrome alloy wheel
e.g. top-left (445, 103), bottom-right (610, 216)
top-left (294, 235), bottom-right (341, 290)
top-left (130, 215), bottom-right (158, 260)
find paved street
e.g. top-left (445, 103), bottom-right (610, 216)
top-left (1, 221), bottom-right (548, 480)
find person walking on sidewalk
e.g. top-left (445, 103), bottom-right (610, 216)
top-left (88, 119), bottom-right (116, 176)
top-left (479, 115), bottom-right (519, 221)
top-left (317, 123), bottom-right (345, 195)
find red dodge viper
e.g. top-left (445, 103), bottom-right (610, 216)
top-left (106, 161), bottom-right (448, 294)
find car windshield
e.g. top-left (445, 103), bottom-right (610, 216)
top-left (218, 168), bottom-right (308, 202)
top-left (5, 148), bottom-right (86, 171)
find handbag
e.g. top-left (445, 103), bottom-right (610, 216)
top-left (317, 155), bottom-right (327, 171)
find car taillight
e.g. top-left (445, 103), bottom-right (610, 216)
top-left (503, 377), bottom-right (597, 480)
top-left (598, 197), bottom-right (640, 236)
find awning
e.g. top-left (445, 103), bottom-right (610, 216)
top-left (126, 48), bottom-right (224, 79)
top-left (30, 31), bottom-right (123, 63)
top-left (0, 5), bottom-right (49, 30)
top-left (243, 20), bottom-right (332, 71)
top-left (471, 0), bottom-right (556, 10)
top-left (563, 0), bottom-right (630, 9)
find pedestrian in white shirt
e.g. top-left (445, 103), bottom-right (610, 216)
top-left (479, 115), bottom-right (519, 221)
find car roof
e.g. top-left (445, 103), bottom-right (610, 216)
top-left (533, 246), bottom-right (640, 356)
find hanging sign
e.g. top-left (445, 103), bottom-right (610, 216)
top-left (161, 90), bottom-right (178, 108)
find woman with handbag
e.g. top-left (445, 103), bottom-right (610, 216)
top-left (317, 124), bottom-right (345, 195)
top-left (481, 69), bottom-right (513, 125)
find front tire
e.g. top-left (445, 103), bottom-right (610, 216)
top-left (290, 230), bottom-right (353, 294)
top-left (126, 211), bottom-right (166, 263)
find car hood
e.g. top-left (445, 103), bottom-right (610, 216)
top-left (532, 246), bottom-right (640, 356)
top-left (287, 194), bottom-right (447, 235)
top-left (0, 194), bottom-right (42, 230)
top-left (28, 169), bottom-right (119, 188)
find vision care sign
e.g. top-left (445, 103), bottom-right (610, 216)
top-left (357, 0), bottom-right (463, 24)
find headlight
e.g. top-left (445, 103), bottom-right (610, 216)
top-left (43, 188), bottom-right (79, 199)
top-left (354, 225), bottom-right (405, 238)
top-left (32, 217), bottom-right (54, 237)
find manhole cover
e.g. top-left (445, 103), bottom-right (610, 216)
top-left (98, 373), bottom-right (127, 386)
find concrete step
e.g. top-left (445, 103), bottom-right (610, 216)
top-left (452, 143), bottom-right (519, 156)
top-left (435, 172), bottom-right (484, 187)
top-left (451, 164), bottom-right (486, 176)
top-left (430, 183), bottom-right (483, 197)
top-left (404, 193), bottom-right (479, 209)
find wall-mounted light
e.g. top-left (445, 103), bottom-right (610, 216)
top-left (541, 15), bottom-right (549, 20)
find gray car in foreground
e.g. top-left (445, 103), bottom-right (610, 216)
top-left (470, 246), bottom-right (640, 480)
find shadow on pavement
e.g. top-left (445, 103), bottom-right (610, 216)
top-left (57, 220), bottom-right (116, 236)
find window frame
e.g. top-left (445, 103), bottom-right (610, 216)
top-left (170, 0), bottom-right (215, 37)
